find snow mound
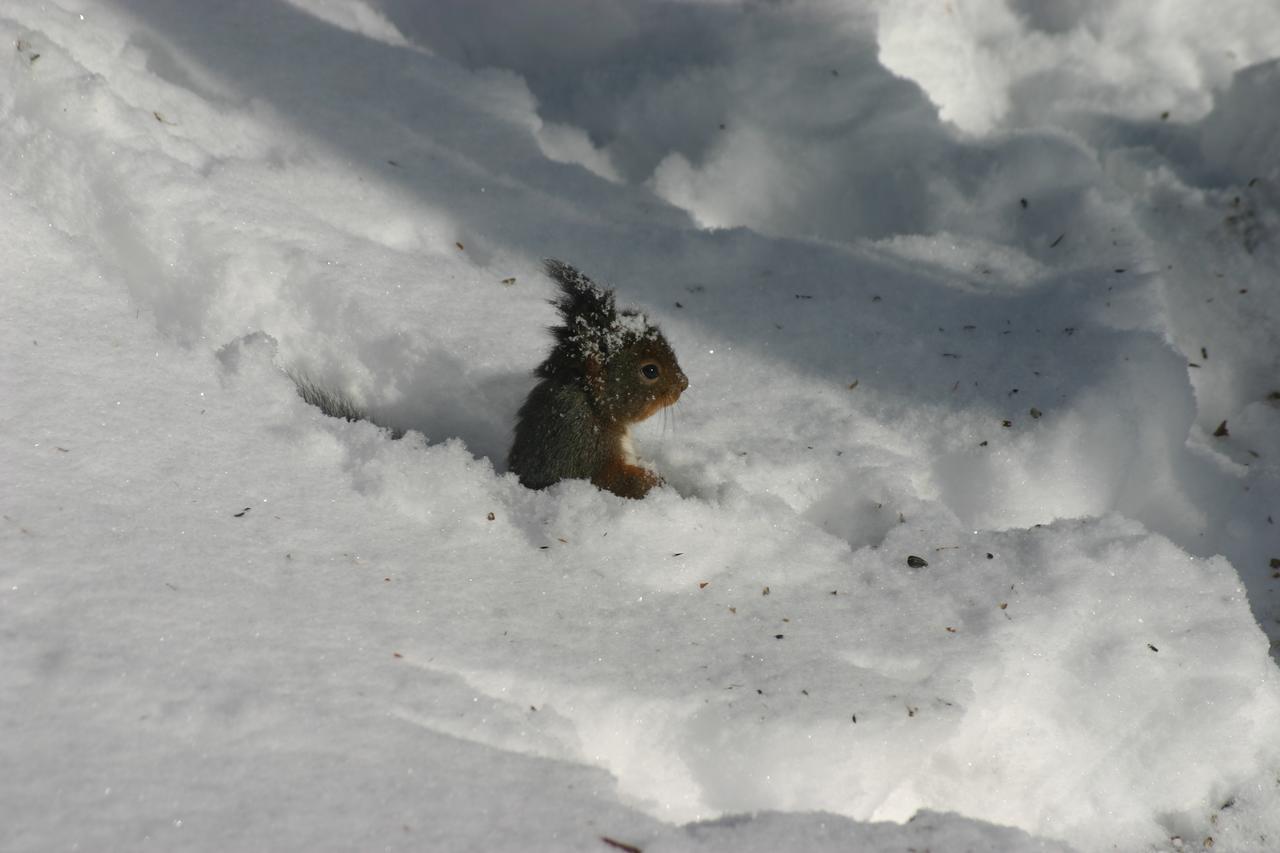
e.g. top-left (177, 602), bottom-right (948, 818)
top-left (4, 2), bottom-right (1280, 852)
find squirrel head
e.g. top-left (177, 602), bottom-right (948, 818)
top-left (540, 259), bottom-right (688, 425)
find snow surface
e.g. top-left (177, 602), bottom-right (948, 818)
top-left (3, 1), bottom-right (1280, 851)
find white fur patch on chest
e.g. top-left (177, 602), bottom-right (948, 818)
top-left (619, 428), bottom-right (639, 466)
top-left (618, 427), bottom-right (658, 473)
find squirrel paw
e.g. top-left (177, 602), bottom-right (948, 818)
top-left (593, 460), bottom-right (662, 500)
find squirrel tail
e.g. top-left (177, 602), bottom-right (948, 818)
top-left (544, 258), bottom-right (617, 335)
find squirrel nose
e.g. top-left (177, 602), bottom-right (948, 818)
top-left (678, 371), bottom-right (689, 392)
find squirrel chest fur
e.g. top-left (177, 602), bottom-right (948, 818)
top-left (508, 260), bottom-right (688, 499)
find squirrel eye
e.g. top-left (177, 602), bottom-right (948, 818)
top-left (640, 362), bottom-right (660, 382)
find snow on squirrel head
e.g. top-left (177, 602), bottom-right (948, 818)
top-left (540, 259), bottom-right (688, 424)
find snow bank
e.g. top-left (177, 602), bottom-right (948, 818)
top-left (4, 1), bottom-right (1280, 851)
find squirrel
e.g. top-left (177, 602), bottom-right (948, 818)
top-left (507, 259), bottom-right (688, 499)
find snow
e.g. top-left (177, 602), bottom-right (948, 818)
top-left (3, 1), bottom-right (1279, 852)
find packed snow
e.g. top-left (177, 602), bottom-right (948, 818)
top-left (3, 1), bottom-right (1280, 851)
